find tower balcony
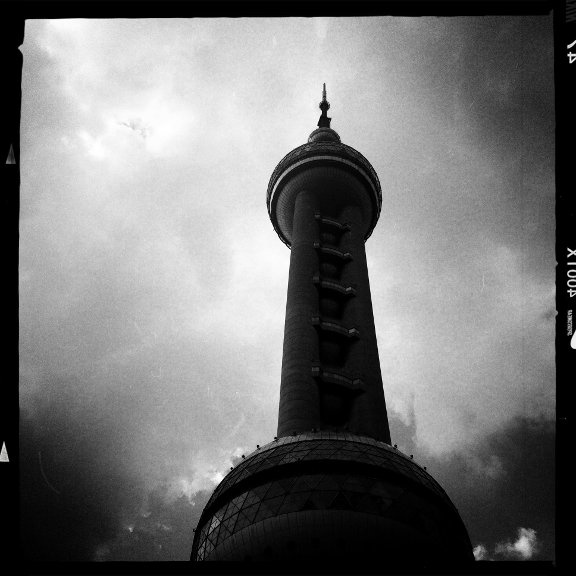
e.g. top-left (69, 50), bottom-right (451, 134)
top-left (313, 242), bottom-right (352, 262)
top-left (311, 316), bottom-right (359, 339)
top-left (315, 213), bottom-right (350, 247)
top-left (314, 213), bottom-right (351, 231)
top-left (312, 274), bottom-right (356, 298)
top-left (311, 365), bottom-right (365, 391)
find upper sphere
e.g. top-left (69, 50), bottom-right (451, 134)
top-left (266, 133), bottom-right (382, 248)
top-left (267, 87), bottom-right (382, 248)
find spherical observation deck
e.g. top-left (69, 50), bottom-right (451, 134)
top-left (266, 128), bottom-right (382, 249)
top-left (190, 432), bottom-right (474, 564)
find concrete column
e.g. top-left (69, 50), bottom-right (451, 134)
top-left (340, 205), bottom-right (391, 443)
top-left (277, 190), bottom-right (320, 437)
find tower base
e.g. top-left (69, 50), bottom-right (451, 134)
top-left (191, 433), bottom-right (473, 564)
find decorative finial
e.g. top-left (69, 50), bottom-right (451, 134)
top-left (318, 83), bottom-right (331, 128)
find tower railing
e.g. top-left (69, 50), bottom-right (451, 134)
top-left (266, 141), bottom-right (382, 210)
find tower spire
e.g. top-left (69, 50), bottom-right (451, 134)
top-left (318, 82), bottom-right (331, 128)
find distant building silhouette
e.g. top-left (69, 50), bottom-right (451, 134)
top-left (190, 86), bottom-right (474, 564)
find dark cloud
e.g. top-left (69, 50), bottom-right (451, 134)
top-left (19, 374), bottom-right (212, 561)
top-left (430, 417), bottom-right (555, 561)
top-left (429, 18), bottom-right (555, 281)
top-left (20, 383), bottom-right (554, 561)
top-left (386, 412), bottom-right (554, 561)
top-left (100, 484), bottom-right (211, 561)
top-left (20, 376), bottom-right (145, 560)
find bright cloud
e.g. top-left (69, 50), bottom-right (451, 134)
top-left (475, 527), bottom-right (541, 561)
top-left (372, 230), bottom-right (555, 459)
top-left (174, 445), bottom-right (248, 501)
top-left (473, 544), bottom-right (489, 560)
top-left (495, 527), bottom-right (540, 560)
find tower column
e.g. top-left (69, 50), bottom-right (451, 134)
top-left (339, 204), bottom-right (391, 442)
top-left (277, 190), bottom-right (320, 437)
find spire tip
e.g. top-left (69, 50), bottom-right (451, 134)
top-left (318, 83), bottom-right (331, 128)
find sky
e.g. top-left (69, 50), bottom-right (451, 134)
top-left (19, 15), bottom-right (555, 562)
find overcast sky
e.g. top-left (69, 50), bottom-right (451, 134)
top-left (19, 16), bottom-right (555, 562)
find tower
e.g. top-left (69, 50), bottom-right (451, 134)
top-left (190, 87), bottom-right (474, 564)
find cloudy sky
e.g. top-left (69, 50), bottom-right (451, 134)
top-left (19, 15), bottom-right (555, 562)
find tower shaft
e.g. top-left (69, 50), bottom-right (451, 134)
top-left (278, 191), bottom-right (390, 442)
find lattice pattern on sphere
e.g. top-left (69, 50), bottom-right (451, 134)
top-left (192, 433), bottom-right (464, 560)
top-left (206, 433), bottom-right (450, 509)
top-left (195, 469), bottom-right (456, 561)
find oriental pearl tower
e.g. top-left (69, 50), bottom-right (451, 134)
top-left (190, 86), bottom-right (474, 565)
